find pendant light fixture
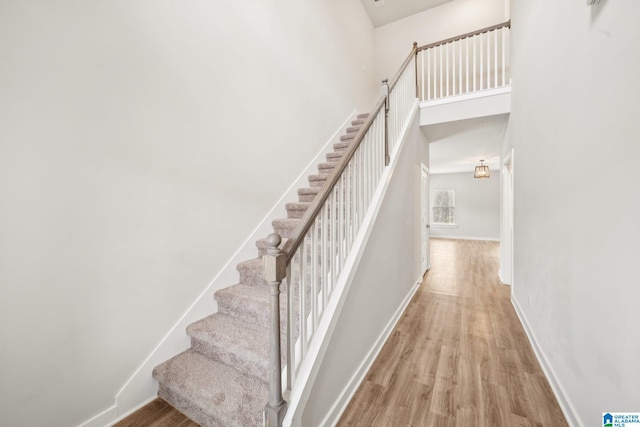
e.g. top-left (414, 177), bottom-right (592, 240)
top-left (474, 159), bottom-right (490, 178)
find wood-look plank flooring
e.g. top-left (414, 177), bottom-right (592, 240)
top-left (116, 238), bottom-right (567, 426)
top-left (337, 238), bottom-right (568, 427)
top-left (113, 398), bottom-right (198, 427)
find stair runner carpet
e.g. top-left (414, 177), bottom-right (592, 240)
top-left (152, 113), bottom-right (369, 426)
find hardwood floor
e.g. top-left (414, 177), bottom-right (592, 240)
top-left (337, 238), bottom-right (568, 427)
top-left (116, 238), bottom-right (567, 426)
top-left (112, 398), bottom-right (198, 427)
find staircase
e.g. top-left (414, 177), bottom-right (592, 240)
top-left (152, 113), bottom-right (369, 427)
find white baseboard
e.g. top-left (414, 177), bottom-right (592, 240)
top-left (511, 296), bottom-right (583, 427)
top-left (77, 110), bottom-right (360, 427)
top-left (320, 280), bottom-right (421, 427)
top-left (497, 269), bottom-right (510, 285)
top-left (77, 405), bottom-right (117, 427)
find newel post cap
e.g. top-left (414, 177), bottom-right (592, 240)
top-left (265, 233), bottom-right (282, 254)
top-left (264, 233), bottom-right (285, 282)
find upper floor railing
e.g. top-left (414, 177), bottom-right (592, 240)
top-left (417, 20), bottom-right (511, 102)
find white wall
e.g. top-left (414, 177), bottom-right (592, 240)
top-left (0, 1), bottom-right (375, 426)
top-left (374, 0), bottom-right (507, 84)
top-left (506, 1), bottom-right (640, 425)
top-left (301, 109), bottom-right (428, 425)
top-left (430, 171), bottom-right (500, 240)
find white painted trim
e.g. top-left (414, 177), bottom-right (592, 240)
top-left (319, 280), bottom-right (421, 427)
top-left (104, 396), bottom-right (157, 427)
top-left (511, 296), bottom-right (583, 427)
top-left (76, 405), bottom-right (117, 427)
top-left (283, 100), bottom-right (420, 427)
top-left (497, 269), bottom-right (510, 286)
top-left (77, 111), bottom-right (360, 427)
top-left (420, 86), bottom-right (511, 108)
top-left (431, 235), bottom-right (499, 242)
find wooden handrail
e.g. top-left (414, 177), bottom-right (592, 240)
top-left (416, 20), bottom-right (510, 52)
top-left (389, 42), bottom-right (419, 93)
top-left (281, 45), bottom-right (418, 263)
top-left (281, 95), bottom-right (385, 264)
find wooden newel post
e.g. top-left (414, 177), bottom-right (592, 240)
top-left (263, 233), bottom-right (287, 426)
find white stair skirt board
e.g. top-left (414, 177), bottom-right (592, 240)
top-left (511, 296), bottom-right (583, 427)
top-left (283, 100), bottom-right (419, 427)
top-left (77, 110), bottom-right (360, 427)
top-left (319, 278), bottom-right (421, 427)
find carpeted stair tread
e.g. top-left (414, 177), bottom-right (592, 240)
top-left (346, 126), bottom-right (361, 133)
top-left (357, 113), bottom-right (369, 119)
top-left (286, 202), bottom-right (311, 219)
top-left (317, 162), bottom-right (336, 175)
top-left (340, 133), bottom-right (356, 142)
top-left (215, 283), bottom-right (280, 326)
top-left (333, 141), bottom-right (352, 151)
top-left (237, 258), bottom-right (265, 287)
top-left (153, 350), bottom-right (267, 427)
top-left (351, 118), bottom-right (365, 126)
top-left (187, 314), bottom-right (269, 382)
top-left (326, 152), bottom-right (344, 163)
top-left (308, 174), bottom-right (329, 187)
top-left (298, 187), bottom-right (320, 202)
top-left (272, 218), bottom-right (300, 238)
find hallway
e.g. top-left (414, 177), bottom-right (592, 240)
top-left (337, 238), bottom-right (567, 426)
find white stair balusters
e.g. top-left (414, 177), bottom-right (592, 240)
top-left (416, 20), bottom-right (511, 102)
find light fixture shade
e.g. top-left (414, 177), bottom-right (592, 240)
top-left (474, 160), bottom-right (490, 178)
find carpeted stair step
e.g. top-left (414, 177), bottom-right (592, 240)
top-left (326, 151), bottom-right (344, 163)
top-left (153, 350), bottom-right (267, 427)
top-left (333, 140), bottom-right (353, 152)
top-left (214, 284), bottom-right (294, 341)
top-left (298, 187), bottom-right (320, 203)
top-left (340, 132), bottom-right (357, 142)
top-left (308, 174), bottom-right (329, 187)
top-left (215, 283), bottom-right (275, 326)
top-left (351, 118), bottom-right (365, 126)
top-left (237, 258), bottom-right (265, 287)
top-left (317, 162), bottom-right (336, 175)
top-left (357, 113), bottom-right (369, 119)
top-left (187, 314), bottom-right (269, 383)
top-left (272, 218), bottom-right (300, 238)
top-left (286, 202), bottom-right (311, 219)
top-left (346, 125), bottom-right (361, 133)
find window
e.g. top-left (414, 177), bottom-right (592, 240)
top-left (432, 189), bottom-right (455, 225)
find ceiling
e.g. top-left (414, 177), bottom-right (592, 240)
top-left (360, 0), bottom-right (453, 27)
top-left (423, 114), bottom-right (509, 175)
